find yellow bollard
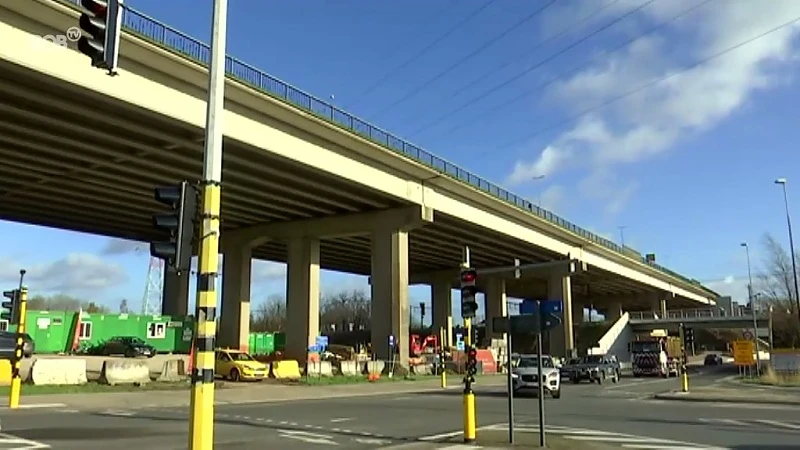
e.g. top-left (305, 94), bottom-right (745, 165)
top-left (681, 370), bottom-right (689, 392)
top-left (439, 326), bottom-right (447, 389)
top-left (463, 391), bottom-right (476, 442)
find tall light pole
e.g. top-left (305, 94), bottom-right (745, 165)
top-left (619, 225), bottom-right (627, 248)
top-left (741, 242), bottom-right (760, 373)
top-left (775, 178), bottom-right (800, 321)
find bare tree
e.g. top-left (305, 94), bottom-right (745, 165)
top-left (250, 294), bottom-right (287, 332)
top-left (27, 293), bottom-right (111, 314)
top-left (320, 289), bottom-right (370, 332)
top-left (757, 233), bottom-right (800, 347)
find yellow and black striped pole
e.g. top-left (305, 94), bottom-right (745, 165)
top-left (188, 0), bottom-right (228, 448)
top-left (9, 287), bottom-right (28, 409)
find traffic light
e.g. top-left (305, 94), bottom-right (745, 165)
top-left (150, 181), bottom-right (197, 273)
top-left (77, 0), bottom-right (123, 73)
top-left (465, 346), bottom-right (478, 382)
top-left (1, 289), bottom-right (19, 324)
top-left (420, 302), bottom-right (426, 318)
top-left (684, 327), bottom-right (694, 347)
top-left (460, 267), bottom-right (478, 319)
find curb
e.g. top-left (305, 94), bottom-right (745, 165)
top-left (653, 392), bottom-right (800, 406)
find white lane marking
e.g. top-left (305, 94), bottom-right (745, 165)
top-left (417, 430), bottom-right (464, 441)
top-left (754, 419), bottom-right (800, 430)
top-left (330, 417), bottom-right (352, 423)
top-left (699, 418), bottom-right (749, 427)
top-left (0, 432), bottom-right (51, 449)
top-left (277, 429), bottom-right (338, 446)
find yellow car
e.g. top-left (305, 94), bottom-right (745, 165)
top-left (215, 348), bottom-right (268, 381)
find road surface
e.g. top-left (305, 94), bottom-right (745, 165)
top-left (0, 365), bottom-right (796, 449)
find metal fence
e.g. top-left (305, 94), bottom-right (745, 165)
top-left (64, 0), bottom-right (708, 292)
top-left (629, 308), bottom-right (767, 321)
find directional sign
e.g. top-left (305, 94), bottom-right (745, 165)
top-left (316, 335), bottom-right (329, 350)
top-left (541, 299), bottom-right (563, 315)
top-left (308, 345), bottom-right (321, 353)
top-left (742, 330), bottom-right (754, 341)
top-left (732, 340), bottom-right (754, 366)
top-left (456, 333), bottom-right (465, 351)
top-left (520, 299), bottom-right (537, 315)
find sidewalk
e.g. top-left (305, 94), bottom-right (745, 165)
top-left (654, 385), bottom-right (800, 405)
top-left (14, 375), bottom-right (507, 410)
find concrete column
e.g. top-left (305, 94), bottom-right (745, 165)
top-left (485, 278), bottom-right (507, 343)
top-left (370, 228), bottom-right (410, 367)
top-left (608, 302), bottom-right (623, 321)
top-left (431, 280), bottom-right (452, 347)
top-left (162, 269), bottom-right (190, 316)
top-left (220, 246), bottom-right (252, 351)
top-left (547, 274), bottom-right (574, 358)
top-left (660, 298), bottom-right (668, 318)
top-left (285, 237), bottom-right (321, 362)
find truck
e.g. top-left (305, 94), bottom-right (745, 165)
top-left (630, 335), bottom-right (680, 377)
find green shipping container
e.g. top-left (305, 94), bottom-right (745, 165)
top-left (262, 333), bottom-right (275, 355)
top-left (247, 333), bottom-right (276, 355)
top-left (274, 332), bottom-right (286, 351)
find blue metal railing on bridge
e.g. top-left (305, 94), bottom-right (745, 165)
top-left (63, 0), bottom-right (710, 293)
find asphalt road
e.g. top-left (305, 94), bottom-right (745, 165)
top-left (0, 364), bottom-right (797, 449)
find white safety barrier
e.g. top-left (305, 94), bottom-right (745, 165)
top-left (156, 359), bottom-right (187, 382)
top-left (28, 358), bottom-right (88, 385)
top-left (338, 360), bottom-right (359, 376)
top-left (363, 360), bottom-right (385, 375)
top-left (306, 361), bottom-right (333, 377)
top-left (411, 364), bottom-right (432, 375)
top-left (99, 359), bottom-right (150, 385)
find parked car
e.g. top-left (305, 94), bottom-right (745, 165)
top-left (704, 353), bottom-right (724, 365)
top-left (568, 355), bottom-right (619, 384)
top-left (0, 331), bottom-right (34, 358)
top-left (510, 354), bottom-right (561, 398)
top-left (215, 348), bottom-right (268, 381)
top-left (96, 336), bottom-right (157, 358)
top-left (559, 357), bottom-right (582, 379)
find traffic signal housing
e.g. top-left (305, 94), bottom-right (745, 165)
top-left (684, 327), bottom-right (694, 347)
top-left (77, 0), bottom-right (123, 72)
top-left (150, 181), bottom-right (197, 273)
top-left (465, 346), bottom-right (478, 382)
top-left (460, 267), bottom-right (478, 319)
top-left (1, 289), bottom-right (19, 324)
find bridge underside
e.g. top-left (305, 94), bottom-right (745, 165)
top-left (0, 56), bottom-right (701, 303)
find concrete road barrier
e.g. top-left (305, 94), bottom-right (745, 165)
top-left (156, 359), bottom-right (187, 382)
top-left (270, 360), bottom-right (301, 380)
top-left (306, 361), bottom-right (333, 377)
top-left (28, 358), bottom-right (87, 385)
top-left (363, 360), bottom-right (385, 375)
top-left (0, 360), bottom-right (11, 386)
top-left (411, 364), bottom-right (432, 375)
top-left (99, 359), bottom-right (150, 386)
top-left (338, 360), bottom-right (359, 376)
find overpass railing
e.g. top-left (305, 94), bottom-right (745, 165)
top-left (630, 308), bottom-right (767, 321)
top-left (64, 0), bottom-right (710, 294)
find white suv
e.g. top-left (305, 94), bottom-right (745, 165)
top-left (510, 354), bottom-right (561, 399)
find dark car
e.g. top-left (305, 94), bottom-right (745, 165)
top-left (98, 336), bottom-right (157, 358)
top-left (704, 353), bottom-right (723, 365)
top-left (0, 331), bottom-right (35, 358)
top-left (569, 355), bottom-right (620, 384)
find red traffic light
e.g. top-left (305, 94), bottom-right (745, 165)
top-left (468, 348), bottom-right (477, 358)
top-left (461, 269), bottom-right (477, 283)
top-left (82, 0), bottom-right (108, 16)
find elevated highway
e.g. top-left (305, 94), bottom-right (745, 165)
top-left (0, 0), bottom-right (718, 361)
top-left (629, 308), bottom-right (769, 331)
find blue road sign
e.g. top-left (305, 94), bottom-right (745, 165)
top-left (541, 300), bottom-right (563, 315)
top-left (520, 299), bottom-right (536, 315)
top-left (308, 345), bottom-right (321, 353)
top-left (316, 336), bottom-right (329, 350)
top-left (456, 333), bottom-right (465, 351)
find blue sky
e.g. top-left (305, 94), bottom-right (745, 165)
top-left (2, 0), bottom-right (800, 320)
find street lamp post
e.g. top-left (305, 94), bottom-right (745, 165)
top-left (741, 242), bottom-right (760, 373)
top-left (775, 178), bottom-right (800, 321)
top-left (619, 225), bottom-right (627, 248)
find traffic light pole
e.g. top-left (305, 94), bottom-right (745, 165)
top-left (188, 0), bottom-right (228, 449)
top-left (463, 318), bottom-right (476, 443)
top-left (535, 301), bottom-right (546, 447)
top-left (9, 270), bottom-right (27, 409)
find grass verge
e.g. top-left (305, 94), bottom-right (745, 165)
top-left (292, 374), bottom-right (433, 386)
top-left (0, 380), bottom-right (192, 396)
top-left (741, 368), bottom-right (800, 387)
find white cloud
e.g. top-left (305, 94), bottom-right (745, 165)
top-left (0, 253), bottom-right (127, 293)
top-left (511, 0), bottom-right (800, 209)
top-left (578, 168), bottom-right (639, 216)
top-left (100, 237), bottom-right (144, 255)
top-left (252, 261), bottom-right (286, 283)
top-left (539, 184), bottom-right (567, 213)
top-left (705, 275), bottom-right (750, 304)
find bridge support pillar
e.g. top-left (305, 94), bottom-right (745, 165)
top-left (648, 293), bottom-right (667, 319)
top-left (162, 269), bottom-right (190, 316)
top-left (485, 278), bottom-right (507, 343)
top-left (548, 274), bottom-right (574, 358)
top-left (220, 245), bottom-right (253, 352)
top-left (285, 237), bottom-right (321, 362)
top-left (431, 279), bottom-right (453, 347)
top-left (608, 302), bottom-right (623, 321)
top-left (572, 301), bottom-right (584, 324)
top-left (371, 228), bottom-right (410, 369)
